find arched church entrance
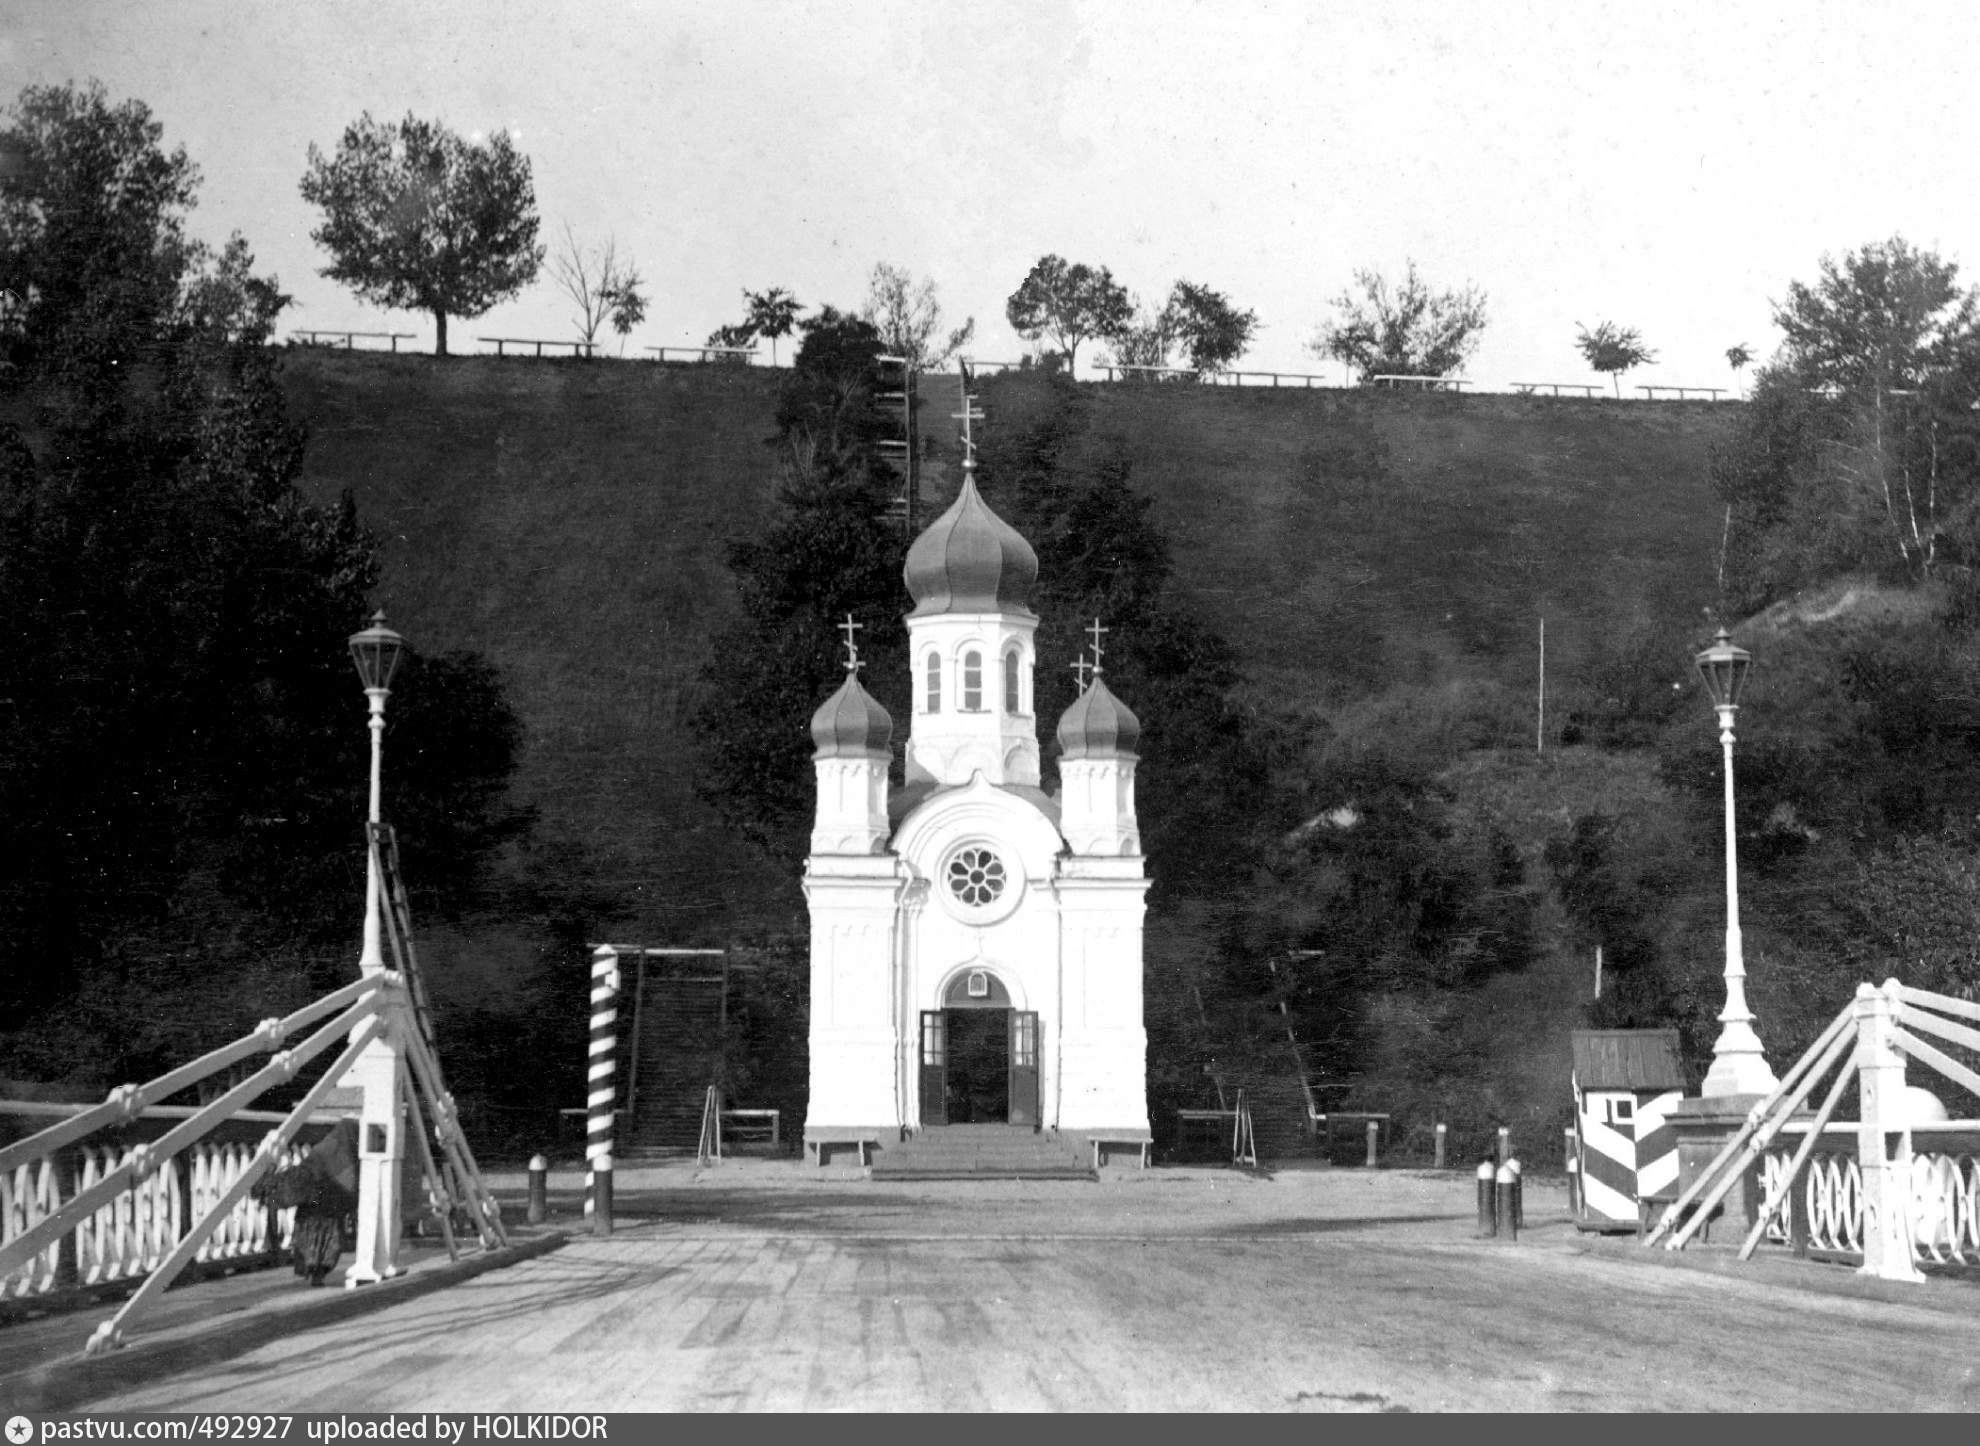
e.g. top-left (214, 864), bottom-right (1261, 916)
top-left (918, 970), bottom-right (1040, 1128)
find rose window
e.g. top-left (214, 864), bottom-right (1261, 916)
top-left (945, 847), bottom-right (1007, 908)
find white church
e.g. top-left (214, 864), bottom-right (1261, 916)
top-left (801, 450), bottom-right (1152, 1164)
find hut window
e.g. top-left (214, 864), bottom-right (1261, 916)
top-left (1004, 649), bottom-right (1021, 713)
top-left (963, 650), bottom-right (982, 711)
top-left (925, 653), bottom-right (941, 713)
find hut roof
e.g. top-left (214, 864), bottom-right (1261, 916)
top-left (1571, 1029), bottom-right (1688, 1092)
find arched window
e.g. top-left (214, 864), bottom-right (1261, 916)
top-left (925, 653), bottom-right (941, 713)
top-left (963, 650), bottom-right (983, 711)
top-left (1004, 648), bottom-right (1021, 713)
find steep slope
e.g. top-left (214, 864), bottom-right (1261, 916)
top-left (282, 352), bottom-right (1735, 947)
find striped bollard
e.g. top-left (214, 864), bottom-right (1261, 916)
top-left (1496, 1163), bottom-right (1518, 1241)
top-left (587, 946), bottom-right (620, 1238)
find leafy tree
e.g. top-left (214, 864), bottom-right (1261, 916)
top-left (703, 320), bottom-right (757, 361)
top-left (299, 113), bottom-right (543, 356)
top-left (1312, 260), bottom-right (1487, 381)
top-left (1004, 254), bottom-right (1133, 374)
top-left (0, 83), bottom-right (534, 1092)
top-left (743, 287), bottom-right (804, 365)
top-left (549, 222), bottom-right (647, 352)
top-left (692, 308), bottom-right (904, 859)
top-left (1575, 321), bottom-right (1657, 396)
top-left (1714, 241), bottom-right (1980, 605)
top-left (862, 262), bottom-right (974, 370)
top-left (1101, 301), bottom-right (1176, 373)
top-left (1162, 280), bottom-right (1257, 374)
top-left (1775, 237), bottom-right (1975, 394)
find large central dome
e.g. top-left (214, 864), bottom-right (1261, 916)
top-left (903, 464), bottom-right (1039, 618)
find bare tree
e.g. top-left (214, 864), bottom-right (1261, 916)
top-left (861, 263), bottom-right (974, 370)
top-left (550, 222), bottom-right (647, 351)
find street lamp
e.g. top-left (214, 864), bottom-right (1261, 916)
top-left (1694, 628), bottom-right (1777, 1098)
top-left (348, 610), bottom-right (405, 976)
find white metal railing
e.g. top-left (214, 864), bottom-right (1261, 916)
top-left (1647, 979), bottom-right (1980, 1281)
top-left (1758, 1145), bottom-right (1980, 1265)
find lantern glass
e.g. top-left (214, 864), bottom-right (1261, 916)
top-left (348, 611), bottom-right (406, 692)
top-left (1693, 628), bottom-right (1751, 709)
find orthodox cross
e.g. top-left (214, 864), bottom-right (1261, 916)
top-left (839, 613), bottom-right (864, 673)
top-left (1070, 656), bottom-right (1092, 695)
top-left (952, 372), bottom-right (985, 464)
top-left (1086, 618), bottom-right (1109, 676)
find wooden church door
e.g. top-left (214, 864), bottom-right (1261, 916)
top-left (1009, 1011), bottom-right (1039, 1126)
top-left (919, 1010), bottom-right (947, 1125)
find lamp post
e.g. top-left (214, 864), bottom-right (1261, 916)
top-left (345, 610), bottom-right (406, 1285)
top-left (348, 611), bottom-right (405, 976)
top-left (1694, 628), bottom-right (1777, 1098)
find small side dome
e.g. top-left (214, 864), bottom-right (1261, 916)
top-left (903, 465), bottom-right (1039, 618)
top-left (811, 673), bottom-right (893, 759)
top-left (1056, 676), bottom-right (1140, 759)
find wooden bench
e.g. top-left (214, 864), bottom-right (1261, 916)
top-left (645, 345), bottom-right (758, 364)
top-left (720, 1108), bottom-right (780, 1148)
top-left (1368, 374), bottom-right (1470, 392)
top-left (479, 337), bottom-right (598, 358)
top-left (1637, 384), bottom-right (1727, 401)
top-left (808, 1138), bottom-right (872, 1168)
top-left (1090, 1137), bottom-right (1151, 1169)
top-left (1511, 381), bottom-right (1603, 397)
top-left (291, 329), bottom-right (417, 352)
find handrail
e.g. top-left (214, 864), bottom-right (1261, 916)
top-left (0, 975), bottom-right (376, 1178)
top-left (85, 1015), bottom-right (384, 1354)
top-left (0, 985), bottom-right (390, 1281)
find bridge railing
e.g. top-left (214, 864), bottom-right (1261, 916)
top-left (1, 1107), bottom-right (337, 1302)
top-left (1647, 979), bottom-right (1980, 1280)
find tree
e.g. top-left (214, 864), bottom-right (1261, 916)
top-left (1775, 237), bottom-right (1975, 395)
top-left (1576, 321), bottom-right (1657, 397)
top-left (549, 222), bottom-right (647, 352)
top-left (862, 262), bottom-right (974, 370)
top-left (743, 287), bottom-right (804, 365)
top-left (299, 113), bottom-right (543, 356)
top-left (1004, 254), bottom-right (1133, 374)
top-left (1312, 260), bottom-right (1487, 381)
top-left (1162, 280), bottom-right (1257, 374)
top-left (0, 83), bottom-right (535, 1091)
top-left (1726, 344), bottom-right (1752, 400)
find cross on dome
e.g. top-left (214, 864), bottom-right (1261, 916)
top-left (1086, 618), bottom-right (1109, 675)
top-left (1071, 656), bottom-right (1092, 694)
top-left (839, 613), bottom-right (864, 672)
top-left (952, 372), bottom-right (985, 465)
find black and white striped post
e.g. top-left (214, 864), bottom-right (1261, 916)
top-left (586, 945), bottom-right (620, 1237)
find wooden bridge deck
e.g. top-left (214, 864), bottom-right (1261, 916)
top-left (13, 1165), bottom-right (1980, 1412)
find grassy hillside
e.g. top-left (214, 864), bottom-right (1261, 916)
top-left (283, 352), bottom-right (1736, 950)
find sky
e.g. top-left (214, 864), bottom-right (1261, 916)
top-left (4, 0), bottom-right (1979, 388)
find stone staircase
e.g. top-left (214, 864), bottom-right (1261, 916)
top-left (869, 1124), bottom-right (1097, 1181)
top-left (622, 975), bottom-right (725, 1156)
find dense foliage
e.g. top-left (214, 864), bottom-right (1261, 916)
top-left (1312, 260), bottom-right (1488, 381)
top-left (0, 83), bottom-right (534, 1100)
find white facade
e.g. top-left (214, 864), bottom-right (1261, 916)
top-left (802, 470), bottom-right (1151, 1152)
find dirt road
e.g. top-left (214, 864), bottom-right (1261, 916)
top-left (50, 1166), bottom-right (1980, 1412)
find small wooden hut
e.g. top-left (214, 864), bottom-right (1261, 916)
top-left (1571, 1029), bottom-right (1688, 1230)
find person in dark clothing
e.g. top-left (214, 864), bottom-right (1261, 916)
top-left (258, 1117), bottom-right (360, 1286)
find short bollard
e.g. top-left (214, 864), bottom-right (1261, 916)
top-left (593, 1154), bottom-right (614, 1239)
top-left (1434, 1122), bottom-right (1447, 1170)
top-left (1495, 1163), bottom-right (1518, 1241)
top-left (1506, 1158), bottom-right (1523, 1231)
top-left (1365, 1119), bottom-right (1380, 1168)
top-left (526, 1154), bottom-right (549, 1224)
top-left (1496, 1125), bottom-right (1511, 1165)
top-left (1476, 1159), bottom-right (1498, 1237)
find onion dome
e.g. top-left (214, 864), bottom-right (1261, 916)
top-left (903, 462), bottom-right (1039, 618)
top-left (1056, 676), bottom-right (1141, 759)
top-left (810, 672), bottom-right (893, 759)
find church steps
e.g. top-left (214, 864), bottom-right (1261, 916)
top-left (867, 1126), bottom-right (1098, 1180)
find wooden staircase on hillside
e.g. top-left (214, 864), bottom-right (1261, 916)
top-left (622, 965), bottom-right (727, 1155)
